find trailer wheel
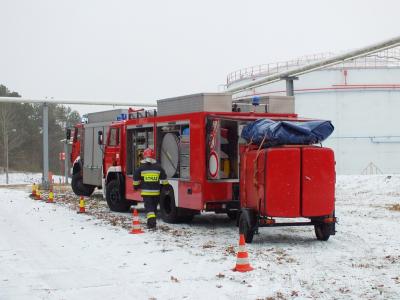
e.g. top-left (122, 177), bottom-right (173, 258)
top-left (106, 179), bottom-right (130, 212)
top-left (71, 173), bottom-right (95, 197)
top-left (239, 210), bottom-right (256, 243)
top-left (314, 223), bottom-right (334, 241)
top-left (227, 210), bottom-right (238, 221)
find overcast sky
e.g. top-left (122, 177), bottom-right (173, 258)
top-left (1, 0), bottom-right (400, 114)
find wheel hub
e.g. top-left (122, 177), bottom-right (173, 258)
top-left (110, 188), bottom-right (120, 204)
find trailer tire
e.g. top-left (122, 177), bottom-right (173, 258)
top-left (239, 209), bottom-right (256, 243)
top-left (314, 223), bottom-right (334, 241)
top-left (71, 172), bottom-right (95, 197)
top-left (106, 179), bottom-right (130, 212)
top-left (227, 210), bottom-right (238, 221)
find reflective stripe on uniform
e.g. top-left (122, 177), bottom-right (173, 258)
top-left (141, 170), bottom-right (160, 175)
top-left (147, 212), bottom-right (156, 219)
top-left (132, 180), bottom-right (140, 186)
top-left (141, 189), bottom-right (160, 196)
top-left (160, 179), bottom-right (169, 185)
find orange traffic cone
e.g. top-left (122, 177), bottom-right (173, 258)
top-left (129, 209), bottom-right (144, 234)
top-left (77, 196), bottom-right (86, 214)
top-left (46, 189), bottom-right (55, 203)
top-left (232, 234), bottom-right (254, 272)
top-left (31, 183), bottom-right (37, 198)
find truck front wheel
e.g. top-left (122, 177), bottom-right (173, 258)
top-left (159, 186), bottom-right (195, 223)
top-left (106, 179), bottom-right (130, 212)
top-left (71, 173), bottom-right (95, 197)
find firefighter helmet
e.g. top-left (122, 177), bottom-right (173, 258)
top-left (143, 148), bottom-right (155, 159)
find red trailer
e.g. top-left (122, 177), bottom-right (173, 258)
top-left (70, 93), bottom-right (336, 242)
top-left (239, 145), bottom-right (336, 242)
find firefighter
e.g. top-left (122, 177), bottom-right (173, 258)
top-left (133, 148), bottom-right (168, 229)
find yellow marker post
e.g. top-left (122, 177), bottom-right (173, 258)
top-left (46, 190), bottom-right (54, 203)
top-left (77, 196), bottom-right (86, 214)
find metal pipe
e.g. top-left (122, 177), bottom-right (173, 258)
top-left (64, 142), bottom-right (69, 184)
top-left (227, 35), bottom-right (400, 93)
top-left (42, 103), bottom-right (49, 189)
top-left (4, 125), bottom-right (8, 185)
top-left (0, 97), bottom-right (156, 107)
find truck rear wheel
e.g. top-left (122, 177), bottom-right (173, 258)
top-left (314, 222), bottom-right (335, 241)
top-left (239, 210), bottom-right (256, 243)
top-left (71, 173), bottom-right (95, 197)
top-left (159, 188), bottom-right (180, 223)
top-left (106, 179), bottom-right (130, 212)
top-left (159, 186), bottom-right (195, 223)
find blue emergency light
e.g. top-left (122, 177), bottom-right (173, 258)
top-left (252, 96), bottom-right (260, 106)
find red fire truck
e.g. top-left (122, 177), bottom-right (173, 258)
top-left (68, 109), bottom-right (128, 197)
top-left (70, 93), bottom-right (336, 242)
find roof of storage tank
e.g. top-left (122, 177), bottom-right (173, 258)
top-left (226, 47), bottom-right (400, 87)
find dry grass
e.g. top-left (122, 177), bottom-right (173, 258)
top-left (389, 204), bottom-right (400, 211)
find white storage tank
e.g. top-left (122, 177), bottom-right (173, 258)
top-left (226, 48), bottom-right (400, 174)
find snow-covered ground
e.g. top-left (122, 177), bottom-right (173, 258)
top-left (0, 175), bottom-right (399, 299)
top-left (0, 172), bottom-right (67, 185)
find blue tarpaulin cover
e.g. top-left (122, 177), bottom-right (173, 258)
top-left (241, 119), bottom-right (334, 147)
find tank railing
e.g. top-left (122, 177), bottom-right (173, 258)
top-left (226, 47), bottom-right (400, 86)
top-left (226, 52), bottom-right (335, 84)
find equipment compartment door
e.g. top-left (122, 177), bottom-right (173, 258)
top-left (301, 147), bottom-right (335, 217)
top-left (265, 148), bottom-right (301, 217)
top-left (83, 125), bottom-right (107, 186)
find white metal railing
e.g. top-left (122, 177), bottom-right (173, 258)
top-left (226, 47), bottom-right (400, 86)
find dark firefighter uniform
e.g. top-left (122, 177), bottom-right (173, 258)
top-left (133, 162), bottom-right (168, 228)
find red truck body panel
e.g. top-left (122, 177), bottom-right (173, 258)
top-left (178, 181), bottom-right (203, 210)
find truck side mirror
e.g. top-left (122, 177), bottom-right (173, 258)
top-left (66, 128), bottom-right (71, 140)
top-left (98, 131), bottom-right (103, 145)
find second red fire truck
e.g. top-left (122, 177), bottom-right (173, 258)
top-left (69, 93), bottom-right (336, 242)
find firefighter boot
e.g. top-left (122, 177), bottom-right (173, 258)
top-left (147, 215), bottom-right (157, 230)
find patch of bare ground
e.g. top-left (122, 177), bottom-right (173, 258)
top-left (388, 204), bottom-right (400, 211)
